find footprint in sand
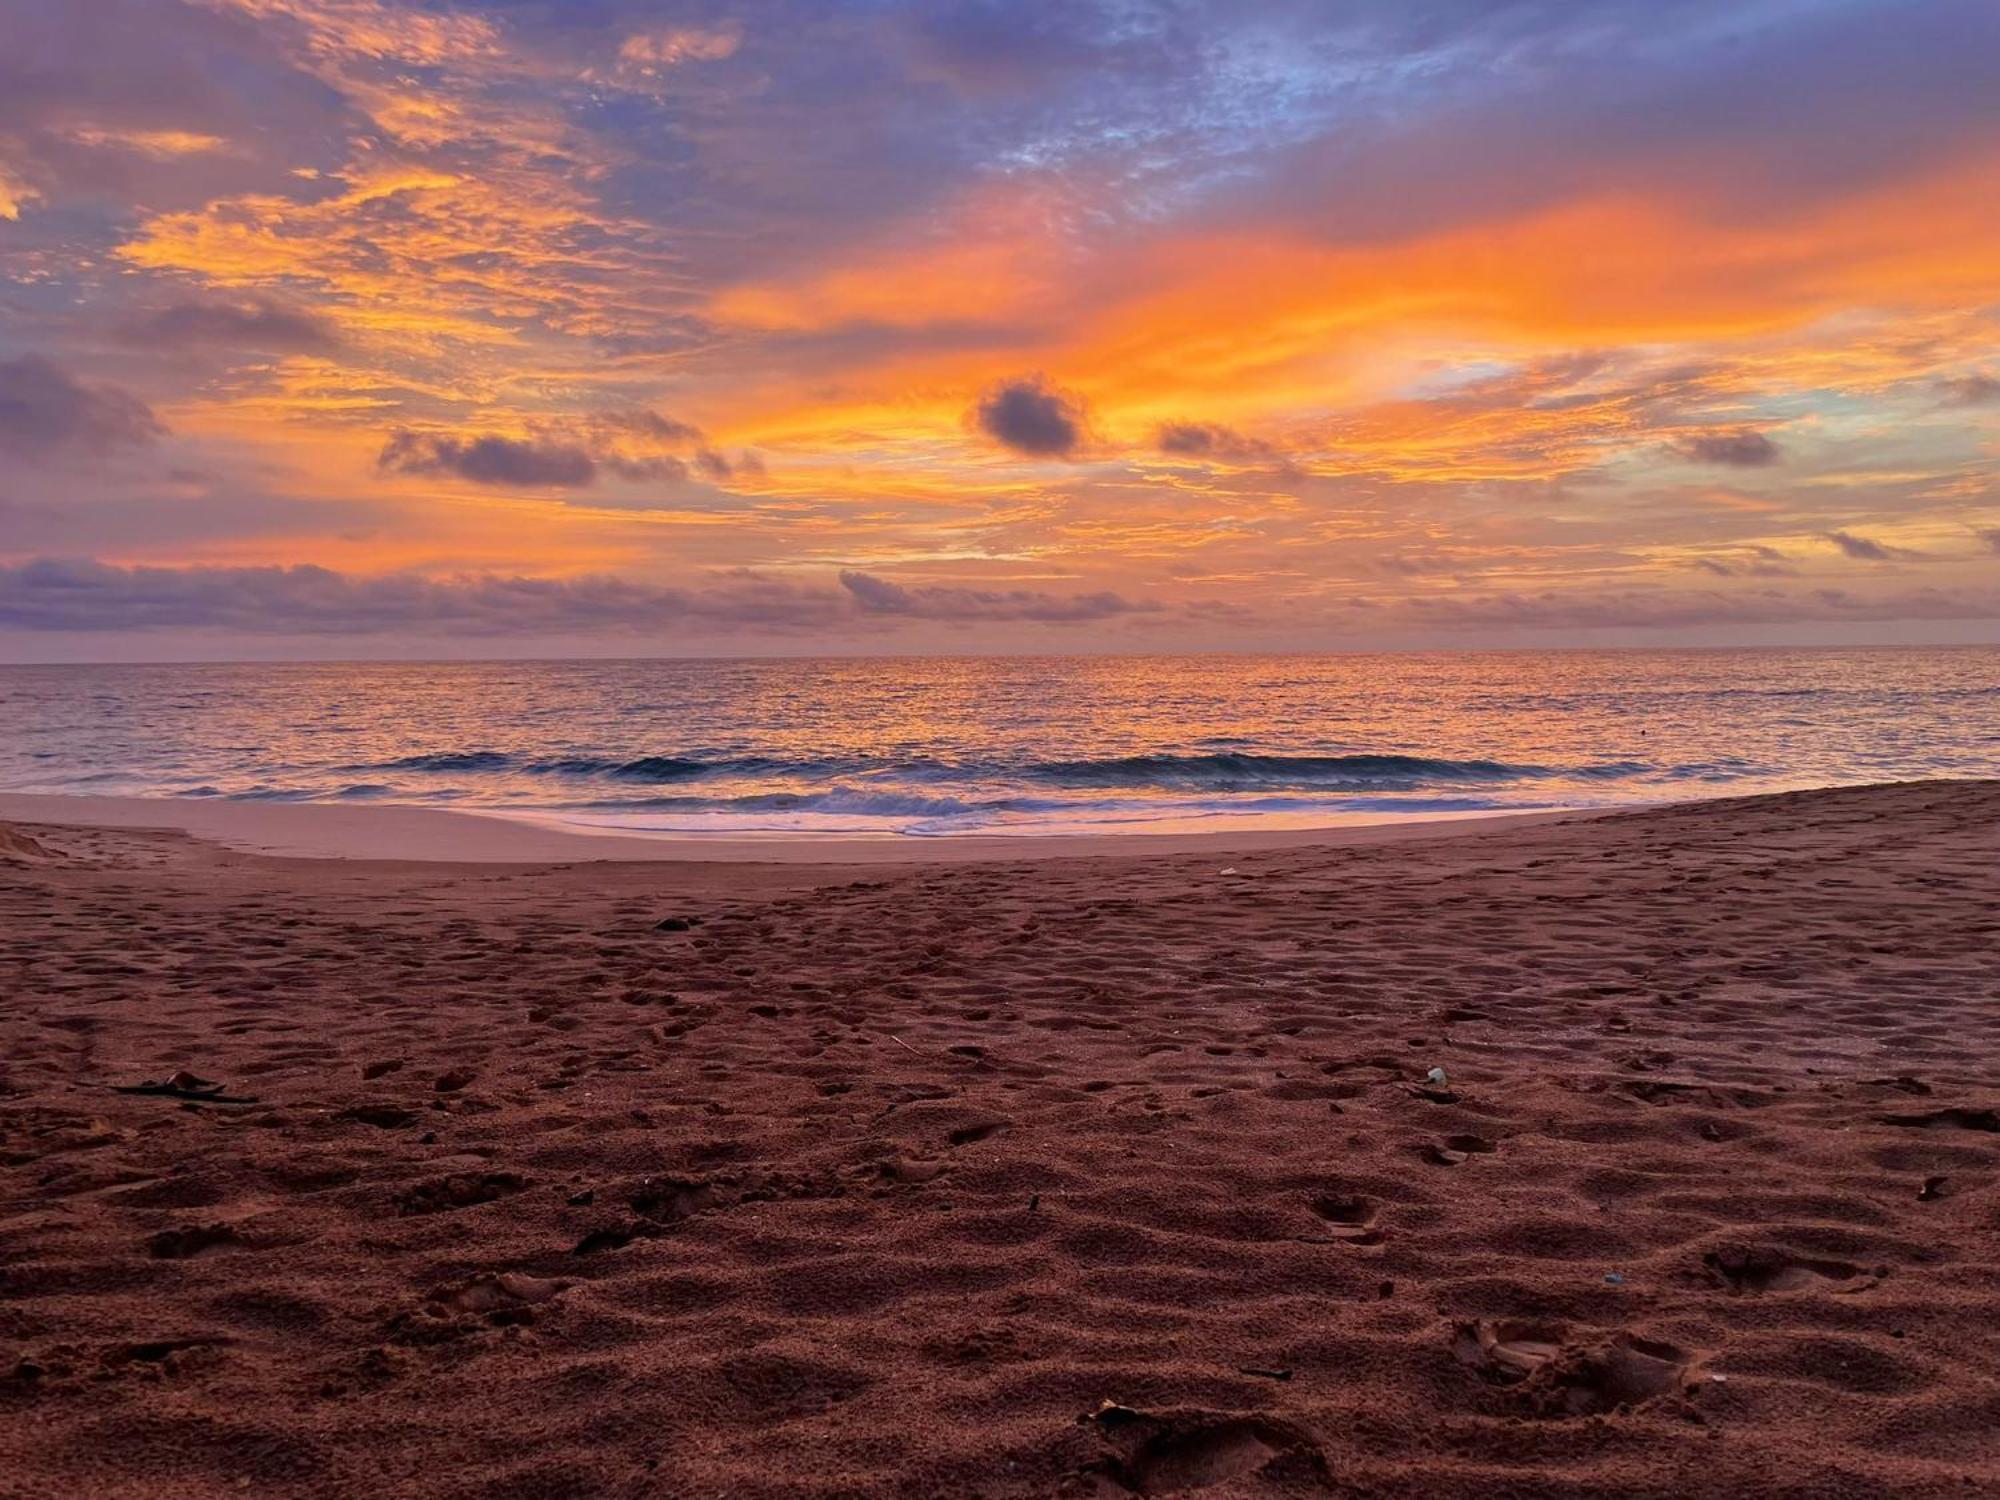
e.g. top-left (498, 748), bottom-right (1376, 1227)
top-left (1422, 1134), bottom-right (1497, 1166)
top-left (338, 1102), bottom-right (419, 1129)
top-left (395, 1171), bottom-right (528, 1216)
top-left (1306, 1193), bottom-right (1381, 1244)
top-left (1081, 1401), bottom-right (1331, 1494)
top-left (946, 1119), bottom-right (1009, 1147)
top-left (1453, 1320), bottom-right (1702, 1418)
top-left (146, 1223), bottom-right (243, 1259)
top-left (434, 1272), bottom-right (564, 1316)
top-left (389, 1272), bottom-right (566, 1345)
top-left (1705, 1248), bottom-right (1884, 1295)
top-left (1878, 1107), bottom-right (2000, 1133)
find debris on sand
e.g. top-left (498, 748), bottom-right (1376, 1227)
top-left (112, 1071), bottom-right (259, 1105)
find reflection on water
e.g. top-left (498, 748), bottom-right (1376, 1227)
top-left (2, 648), bottom-right (1996, 838)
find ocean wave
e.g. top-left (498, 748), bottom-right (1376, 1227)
top-left (338, 746), bottom-right (1656, 794)
top-left (362, 751), bottom-right (513, 773)
top-left (1021, 752), bottom-right (1646, 789)
top-left (351, 750), bottom-right (820, 781)
top-left (527, 753), bottom-right (815, 781)
top-left (570, 786), bottom-right (1013, 819)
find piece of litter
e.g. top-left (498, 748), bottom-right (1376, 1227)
top-left (1425, 1066), bottom-right (1449, 1086)
top-left (1604, 1272), bottom-right (1625, 1285)
top-left (1218, 867), bottom-right (1238, 875)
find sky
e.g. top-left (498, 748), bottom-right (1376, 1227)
top-left (1, 0), bottom-right (1997, 660)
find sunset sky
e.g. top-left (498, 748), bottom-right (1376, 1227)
top-left (2, 0), bottom-right (1998, 658)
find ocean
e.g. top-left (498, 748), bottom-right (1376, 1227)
top-left (2, 648), bottom-right (1996, 839)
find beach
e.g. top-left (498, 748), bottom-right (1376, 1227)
top-left (3, 780), bottom-right (1998, 1496)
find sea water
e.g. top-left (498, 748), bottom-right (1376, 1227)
top-left (2, 648), bottom-right (1996, 838)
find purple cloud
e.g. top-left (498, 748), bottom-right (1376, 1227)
top-left (1674, 429), bottom-right (1783, 467)
top-left (972, 376), bottom-right (1086, 457)
top-left (1938, 373), bottom-right (2000, 406)
top-left (0, 558), bottom-right (848, 635)
top-left (118, 298), bottom-right (339, 353)
top-left (379, 432), bottom-right (600, 489)
top-left (1155, 422), bottom-right (1277, 462)
top-left (1826, 530), bottom-right (1902, 561)
top-left (839, 569), bottom-right (1152, 621)
top-left (0, 356), bottom-right (162, 463)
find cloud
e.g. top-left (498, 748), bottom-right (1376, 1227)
top-left (379, 432), bottom-right (598, 488)
top-left (592, 410), bottom-right (705, 446)
top-left (1685, 550), bottom-right (1795, 579)
top-left (1938, 372), bottom-right (2000, 406)
top-left (0, 558), bottom-right (847, 636)
top-left (1673, 429), bottom-right (1783, 467)
top-left (839, 569), bottom-right (1153, 622)
top-left (1825, 530), bottom-right (1902, 561)
top-left (904, 1), bottom-right (1169, 92)
top-left (1375, 550), bottom-right (1483, 578)
top-left (693, 448), bottom-right (766, 481)
top-left (117, 297), bottom-right (339, 352)
top-left (4, 0), bottom-right (1997, 657)
top-left (618, 26), bottom-right (741, 69)
top-left (1397, 583), bottom-right (2000, 631)
top-left (0, 558), bottom-right (1166, 637)
top-left (0, 355), bottom-right (163, 462)
top-left (1977, 528), bottom-right (2000, 555)
top-left (1154, 422), bottom-right (1277, 462)
top-left (375, 412), bottom-right (738, 491)
top-left (972, 375), bottom-right (1085, 457)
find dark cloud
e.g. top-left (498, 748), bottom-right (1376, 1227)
top-left (117, 298), bottom-right (339, 353)
top-left (378, 413), bottom-right (747, 491)
top-left (972, 375), bottom-right (1085, 458)
top-left (0, 558), bottom-right (847, 636)
top-left (379, 432), bottom-right (599, 489)
top-left (0, 557), bottom-right (1171, 636)
top-left (1978, 528), bottom-right (2000, 556)
top-left (1673, 429), bottom-right (1782, 467)
top-left (1685, 552), bottom-right (1795, 579)
top-left (1826, 530), bottom-right (1898, 562)
top-left (601, 453), bottom-right (689, 483)
top-left (0, 355), bottom-right (163, 462)
top-left (839, 569), bottom-right (1152, 622)
top-left (1938, 373), bottom-right (2000, 406)
top-left (592, 409), bottom-right (705, 445)
top-left (1155, 422), bottom-right (1277, 462)
top-left (1398, 583), bottom-right (2000, 631)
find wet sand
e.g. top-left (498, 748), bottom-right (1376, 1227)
top-left (0, 791), bottom-right (1583, 864)
top-left (3, 781), bottom-right (1998, 1497)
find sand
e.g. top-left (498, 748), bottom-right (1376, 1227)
top-left (0, 791), bottom-right (1583, 864)
top-left (0, 824), bottom-right (51, 865)
top-left (2, 781), bottom-right (1997, 1498)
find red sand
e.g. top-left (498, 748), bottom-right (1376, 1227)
top-left (3, 781), bottom-right (1998, 1497)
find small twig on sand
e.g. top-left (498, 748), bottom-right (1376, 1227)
top-left (888, 1035), bottom-right (922, 1056)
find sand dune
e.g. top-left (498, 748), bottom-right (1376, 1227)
top-left (2, 782), bottom-right (1998, 1497)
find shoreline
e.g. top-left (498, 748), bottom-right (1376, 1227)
top-left (0, 788), bottom-right (1595, 864)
